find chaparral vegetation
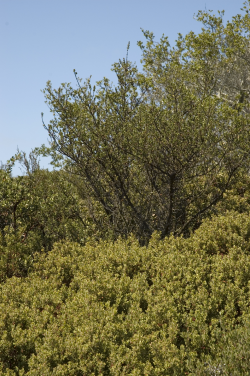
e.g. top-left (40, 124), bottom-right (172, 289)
top-left (2, 2), bottom-right (250, 374)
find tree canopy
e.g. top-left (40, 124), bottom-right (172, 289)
top-left (42, 2), bottom-right (250, 244)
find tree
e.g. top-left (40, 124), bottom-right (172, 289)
top-left (196, 3), bottom-right (250, 112)
top-left (42, 2), bottom-right (250, 244)
top-left (141, 2), bottom-right (250, 112)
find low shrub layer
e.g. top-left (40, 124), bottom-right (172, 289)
top-left (1, 212), bottom-right (250, 375)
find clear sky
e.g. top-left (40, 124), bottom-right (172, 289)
top-left (0, 0), bottom-right (245, 176)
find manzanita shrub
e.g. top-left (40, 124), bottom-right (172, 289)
top-left (1, 211), bottom-right (250, 375)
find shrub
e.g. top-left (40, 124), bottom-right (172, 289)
top-left (1, 212), bottom-right (250, 374)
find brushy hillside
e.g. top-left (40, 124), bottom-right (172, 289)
top-left (1, 211), bottom-right (250, 375)
top-left (2, 2), bottom-right (250, 374)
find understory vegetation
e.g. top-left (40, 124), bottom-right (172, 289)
top-left (2, 2), bottom-right (250, 374)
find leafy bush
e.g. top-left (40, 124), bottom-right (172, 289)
top-left (42, 1), bottom-right (250, 244)
top-left (3, 2), bottom-right (250, 373)
top-left (0, 168), bottom-right (98, 282)
top-left (1, 211), bottom-right (250, 374)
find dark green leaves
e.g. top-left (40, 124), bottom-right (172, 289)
top-left (43, 8), bottom-right (250, 242)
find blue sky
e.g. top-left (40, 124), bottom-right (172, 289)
top-left (1, 0), bottom-right (245, 176)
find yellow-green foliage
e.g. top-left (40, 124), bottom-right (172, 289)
top-left (0, 168), bottom-right (99, 283)
top-left (1, 212), bottom-right (250, 375)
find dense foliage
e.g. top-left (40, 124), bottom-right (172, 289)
top-left (2, 2), bottom-right (250, 375)
top-left (41, 2), bottom-right (250, 243)
top-left (1, 214), bottom-right (250, 375)
top-left (0, 153), bottom-right (100, 283)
